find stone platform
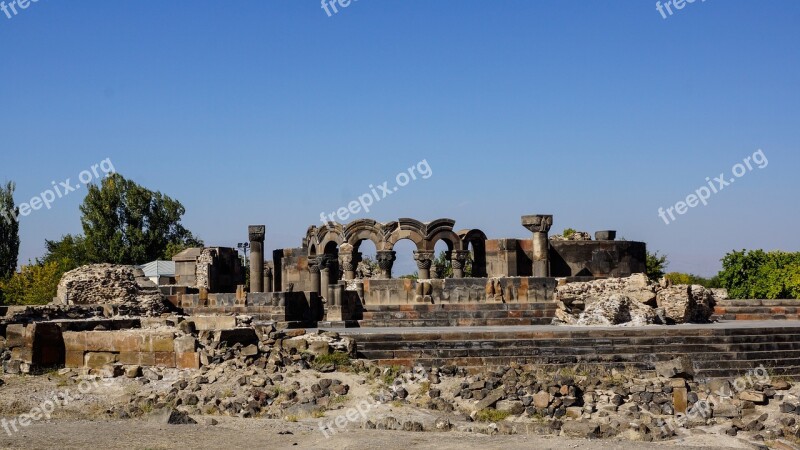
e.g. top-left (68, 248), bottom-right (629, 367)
top-left (355, 302), bottom-right (558, 327)
top-left (712, 299), bottom-right (800, 321)
top-left (334, 321), bottom-right (800, 379)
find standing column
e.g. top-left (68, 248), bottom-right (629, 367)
top-left (413, 251), bottom-right (435, 279)
top-left (521, 215), bottom-right (553, 277)
top-left (309, 256), bottom-right (321, 295)
top-left (263, 267), bottom-right (273, 293)
top-left (248, 225), bottom-right (265, 292)
top-left (375, 250), bottom-right (397, 279)
top-left (451, 250), bottom-right (470, 278)
top-left (339, 243), bottom-right (358, 280)
top-left (319, 254), bottom-right (332, 299)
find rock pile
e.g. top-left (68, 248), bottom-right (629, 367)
top-left (113, 327), bottom-right (359, 420)
top-left (550, 231), bottom-right (592, 241)
top-left (554, 274), bottom-right (725, 326)
top-left (55, 264), bottom-right (169, 316)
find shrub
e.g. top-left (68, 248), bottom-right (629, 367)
top-left (0, 259), bottom-right (70, 305)
top-left (719, 250), bottom-right (800, 299)
top-left (475, 409), bottom-right (511, 422)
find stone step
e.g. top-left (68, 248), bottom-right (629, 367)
top-left (713, 313), bottom-right (800, 321)
top-left (361, 303), bottom-right (557, 312)
top-left (716, 300), bottom-right (800, 307)
top-left (358, 341), bottom-right (800, 356)
top-left (340, 324), bottom-right (800, 378)
top-left (361, 310), bottom-right (554, 320)
top-left (356, 318), bottom-right (555, 327)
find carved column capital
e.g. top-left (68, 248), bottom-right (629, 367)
top-left (450, 250), bottom-right (470, 270)
top-left (413, 251), bottom-right (435, 270)
top-left (308, 257), bottom-right (320, 274)
top-left (248, 225), bottom-right (266, 242)
top-left (521, 215), bottom-right (553, 234)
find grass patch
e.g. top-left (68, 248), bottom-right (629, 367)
top-left (329, 395), bottom-right (350, 406)
top-left (382, 365), bottom-right (403, 386)
top-left (475, 409), bottom-right (511, 423)
top-left (312, 352), bottom-right (352, 371)
top-left (311, 409), bottom-right (326, 418)
top-left (285, 414), bottom-right (299, 422)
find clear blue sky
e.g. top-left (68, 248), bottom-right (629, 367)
top-left (1, 0), bottom-right (798, 277)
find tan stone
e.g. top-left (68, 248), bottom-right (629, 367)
top-left (84, 352), bottom-right (117, 369)
top-left (673, 387), bottom-right (688, 414)
top-left (533, 391), bottom-right (551, 409)
top-left (65, 351), bottom-right (84, 368)
top-left (176, 352), bottom-right (200, 369)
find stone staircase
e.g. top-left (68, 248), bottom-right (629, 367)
top-left (342, 323), bottom-right (800, 379)
top-left (712, 300), bottom-right (800, 321)
top-left (354, 302), bottom-right (558, 327)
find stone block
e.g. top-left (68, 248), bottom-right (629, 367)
top-left (739, 391), bottom-right (766, 404)
top-left (84, 352), bottom-right (117, 369)
top-left (474, 387), bottom-right (505, 411)
top-left (176, 352), bottom-right (200, 369)
top-left (173, 336), bottom-right (197, 354)
top-left (154, 352), bottom-right (176, 367)
top-left (672, 387), bottom-right (688, 414)
top-left (192, 315), bottom-right (236, 331)
top-left (65, 351), bottom-right (84, 368)
top-left (84, 332), bottom-right (114, 352)
top-left (11, 347), bottom-right (33, 363)
top-left (63, 332), bottom-right (87, 352)
top-left (5, 324), bottom-right (27, 348)
top-left (149, 333), bottom-right (175, 353)
top-left (115, 332), bottom-right (144, 353)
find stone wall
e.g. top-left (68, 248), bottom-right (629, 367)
top-left (359, 277), bottom-right (557, 305)
top-left (278, 247), bottom-right (313, 292)
top-left (62, 330), bottom-right (199, 370)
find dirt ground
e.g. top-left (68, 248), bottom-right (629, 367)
top-left (0, 373), bottom-right (772, 450)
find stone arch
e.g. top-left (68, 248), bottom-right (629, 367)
top-left (343, 219), bottom-right (385, 251)
top-left (458, 229), bottom-right (488, 277)
top-left (386, 218), bottom-right (426, 250)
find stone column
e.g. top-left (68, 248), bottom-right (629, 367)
top-left (263, 267), bottom-right (273, 293)
top-left (451, 250), bottom-right (470, 278)
top-left (319, 254), bottom-right (334, 299)
top-left (339, 243), bottom-right (358, 281)
top-left (413, 251), bottom-right (435, 280)
top-left (308, 257), bottom-right (321, 295)
top-left (375, 250), bottom-right (396, 279)
top-left (521, 215), bottom-right (553, 277)
top-left (248, 225), bottom-right (265, 292)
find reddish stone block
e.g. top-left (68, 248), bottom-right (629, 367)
top-left (154, 352), bottom-right (176, 368)
top-left (176, 352), bottom-right (200, 369)
top-left (65, 351), bottom-right (84, 368)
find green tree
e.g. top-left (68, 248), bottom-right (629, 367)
top-left (645, 250), bottom-right (668, 282)
top-left (80, 173), bottom-right (200, 265)
top-left (432, 250), bottom-right (473, 278)
top-left (0, 259), bottom-right (70, 305)
top-left (562, 228), bottom-right (577, 239)
top-left (664, 272), bottom-right (721, 288)
top-left (0, 181), bottom-right (20, 280)
top-left (719, 250), bottom-right (800, 299)
top-left (41, 234), bottom-right (90, 270)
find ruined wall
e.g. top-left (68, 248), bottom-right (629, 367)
top-left (278, 248), bottom-right (313, 292)
top-left (359, 277), bottom-right (557, 305)
top-left (549, 240), bottom-right (646, 277)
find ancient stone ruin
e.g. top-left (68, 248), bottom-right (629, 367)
top-left (2, 213), bottom-right (799, 447)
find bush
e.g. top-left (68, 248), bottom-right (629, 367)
top-left (664, 272), bottom-right (721, 288)
top-left (719, 250), bottom-right (800, 299)
top-left (0, 259), bottom-right (70, 305)
top-left (646, 251), bottom-right (668, 282)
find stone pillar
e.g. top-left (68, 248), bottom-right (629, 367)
top-left (521, 215), bottom-right (553, 277)
top-left (451, 250), bottom-right (470, 278)
top-left (248, 225), bottom-right (265, 292)
top-left (263, 267), bottom-right (273, 293)
top-left (319, 254), bottom-right (334, 299)
top-left (339, 243), bottom-right (358, 281)
top-left (308, 257), bottom-right (321, 296)
top-left (413, 251), bottom-right (435, 280)
top-left (375, 250), bottom-right (396, 279)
